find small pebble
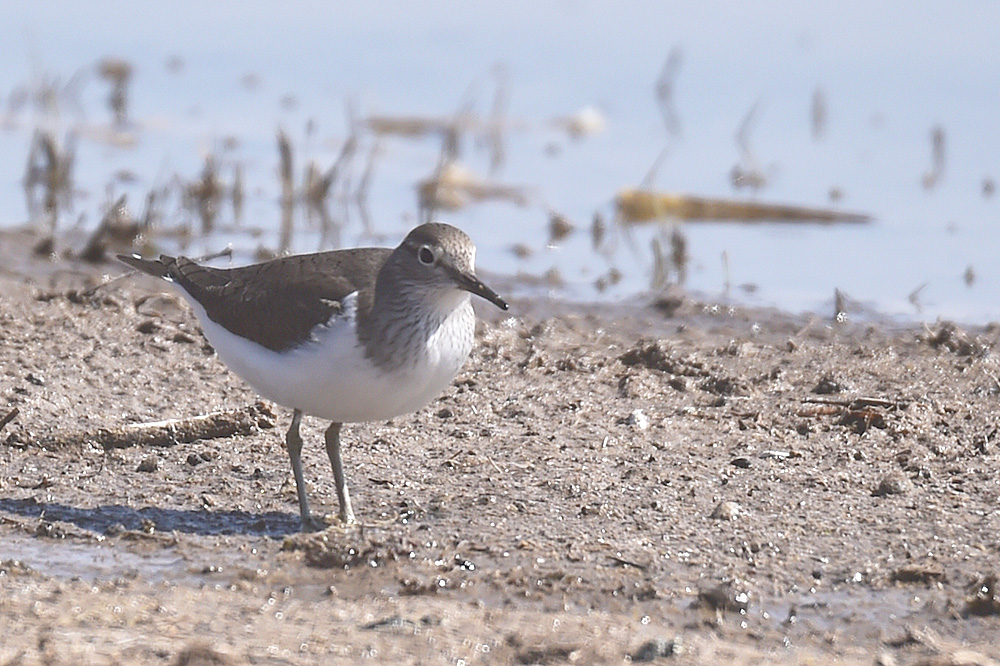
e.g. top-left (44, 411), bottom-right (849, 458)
top-left (873, 472), bottom-right (913, 496)
top-left (698, 583), bottom-right (750, 612)
top-left (760, 450), bottom-right (791, 460)
top-left (710, 501), bottom-right (742, 520)
top-left (812, 376), bottom-right (843, 394)
top-left (875, 650), bottom-right (897, 666)
top-left (631, 638), bottom-right (683, 662)
top-left (627, 409), bottom-right (649, 431)
top-left (137, 456), bottom-right (158, 473)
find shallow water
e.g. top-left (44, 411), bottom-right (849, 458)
top-left (1, 1), bottom-right (998, 322)
top-left (0, 528), bottom-right (975, 652)
top-left (0, 533), bottom-right (190, 585)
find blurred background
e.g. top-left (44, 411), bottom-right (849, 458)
top-left (1, 1), bottom-right (998, 322)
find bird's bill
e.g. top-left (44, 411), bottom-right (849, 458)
top-left (450, 267), bottom-right (509, 311)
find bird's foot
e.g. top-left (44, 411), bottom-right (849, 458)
top-left (301, 511), bottom-right (358, 532)
top-left (300, 514), bottom-right (328, 533)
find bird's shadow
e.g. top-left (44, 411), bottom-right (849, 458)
top-left (0, 497), bottom-right (300, 538)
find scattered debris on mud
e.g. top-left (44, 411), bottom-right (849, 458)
top-left (1, 233), bottom-right (999, 664)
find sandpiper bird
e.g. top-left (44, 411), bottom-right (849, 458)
top-left (119, 223), bottom-right (508, 530)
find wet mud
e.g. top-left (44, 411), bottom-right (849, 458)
top-left (1, 228), bottom-right (999, 665)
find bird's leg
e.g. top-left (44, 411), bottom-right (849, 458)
top-left (285, 409), bottom-right (319, 531)
top-left (324, 422), bottom-right (356, 525)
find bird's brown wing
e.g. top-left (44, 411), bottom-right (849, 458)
top-left (120, 248), bottom-right (390, 352)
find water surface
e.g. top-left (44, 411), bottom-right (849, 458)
top-left (1, 1), bottom-right (998, 322)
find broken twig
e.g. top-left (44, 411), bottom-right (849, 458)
top-left (800, 396), bottom-right (901, 410)
top-left (608, 553), bottom-right (648, 570)
top-left (35, 403), bottom-right (276, 450)
top-left (0, 407), bottom-right (19, 433)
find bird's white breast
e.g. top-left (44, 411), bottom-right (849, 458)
top-left (183, 291), bottom-right (475, 423)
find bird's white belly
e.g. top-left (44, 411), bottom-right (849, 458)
top-left (184, 293), bottom-right (473, 423)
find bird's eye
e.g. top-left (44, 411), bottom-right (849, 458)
top-left (417, 245), bottom-right (436, 265)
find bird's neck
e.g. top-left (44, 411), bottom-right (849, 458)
top-left (358, 279), bottom-right (472, 372)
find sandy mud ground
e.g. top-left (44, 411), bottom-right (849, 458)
top-left (1, 227), bottom-right (999, 665)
